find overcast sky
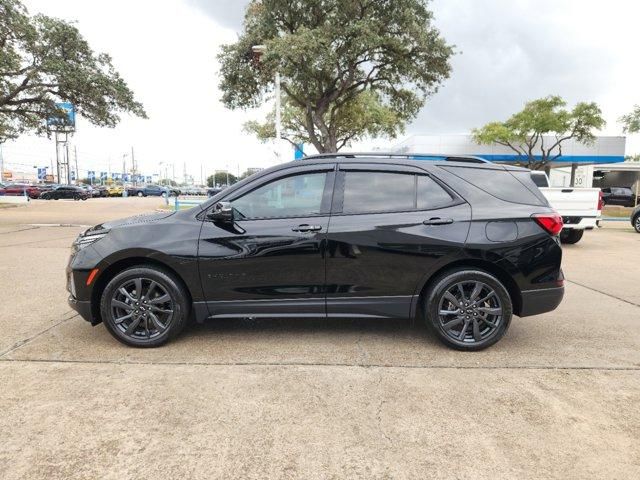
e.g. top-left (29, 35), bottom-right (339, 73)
top-left (4, 0), bottom-right (639, 180)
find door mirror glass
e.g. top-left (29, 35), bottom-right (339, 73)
top-left (207, 201), bottom-right (234, 223)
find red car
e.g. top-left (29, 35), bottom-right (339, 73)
top-left (3, 183), bottom-right (42, 199)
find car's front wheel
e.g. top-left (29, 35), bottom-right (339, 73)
top-left (100, 266), bottom-right (189, 347)
top-left (633, 214), bottom-right (640, 234)
top-left (425, 269), bottom-right (512, 351)
top-left (137, 191), bottom-right (144, 197)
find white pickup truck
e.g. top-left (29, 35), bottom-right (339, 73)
top-left (530, 171), bottom-right (602, 244)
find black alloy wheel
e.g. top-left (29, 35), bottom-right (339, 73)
top-left (425, 269), bottom-right (512, 351)
top-left (100, 266), bottom-right (189, 347)
top-left (634, 214), bottom-right (640, 234)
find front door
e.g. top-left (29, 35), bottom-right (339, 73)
top-left (198, 165), bottom-right (335, 318)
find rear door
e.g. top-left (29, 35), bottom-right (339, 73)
top-left (324, 164), bottom-right (471, 319)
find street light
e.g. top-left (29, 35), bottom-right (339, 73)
top-left (252, 44), bottom-right (284, 163)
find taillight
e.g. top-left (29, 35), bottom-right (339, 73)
top-left (597, 190), bottom-right (603, 211)
top-left (532, 213), bottom-right (564, 236)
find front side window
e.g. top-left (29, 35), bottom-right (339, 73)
top-left (231, 172), bottom-right (327, 219)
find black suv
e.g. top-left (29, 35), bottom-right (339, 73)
top-left (67, 153), bottom-right (564, 350)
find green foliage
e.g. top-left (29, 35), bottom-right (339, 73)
top-left (472, 96), bottom-right (605, 169)
top-left (159, 178), bottom-right (177, 186)
top-left (620, 105), bottom-right (640, 134)
top-left (219, 0), bottom-right (453, 152)
top-left (0, 0), bottom-right (147, 141)
top-left (207, 172), bottom-right (237, 187)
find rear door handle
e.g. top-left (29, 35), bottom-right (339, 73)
top-left (423, 217), bottom-right (454, 226)
top-left (292, 224), bottom-right (323, 232)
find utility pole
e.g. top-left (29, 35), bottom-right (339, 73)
top-left (183, 162), bottom-right (187, 185)
top-left (74, 146), bottom-right (79, 184)
top-left (131, 146), bottom-right (136, 185)
top-left (0, 141), bottom-right (4, 183)
top-left (65, 140), bottom-right (71, 184)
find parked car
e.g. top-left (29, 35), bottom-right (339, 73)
top-left (530, 171), bottom-right (602, 244)
top-left (106, 185), bottom-right (124, 197)
top-left (631, 205), bottom-right (640, 233)
top-left (40, 185), bottom-right (89, 200)
top-left (93, 186), bottom-right (109, 197)
top-left (0, 182), bottom-right (5, 195)
top-left (3, 183), bottom-right (42, 199)
top-left (127, 184), bottom-right (173, 197)
top-left (67, 153), bottom-right (565, 350)
top-left (601, 187), bottom-right (638, 208)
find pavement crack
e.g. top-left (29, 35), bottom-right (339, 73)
top-left (0, 358), bottom-right (639, 371)
top-left (566, 279), bottom-right (640, 308)
top-left (0, 312), bottom-right (78, 358)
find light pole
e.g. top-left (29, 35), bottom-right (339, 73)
top-left (252, 44), bottom-right (284, 163)
top-left (0, 141), bottom-right (4, 184)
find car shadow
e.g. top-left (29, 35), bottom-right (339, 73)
top-left (180, 315), bottom-right (438, 344)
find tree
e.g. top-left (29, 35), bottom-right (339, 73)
top-left (218, 0), bottom-right (453, 153)
top-left (620, 105), bottom-right (640, 134)
top-left (472, 96), bottom-right (605, 170)
top-left (0, 0), bottom-right (147, 142)
top-left (207, 172), bottom-right (237, 187)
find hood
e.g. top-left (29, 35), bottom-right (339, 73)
top-left (87, 211), bottom-right (176, 233)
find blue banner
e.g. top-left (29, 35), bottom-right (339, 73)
top-left (100, 172), bottom-right (107, 180)
top-left (70, 170), bottom-right (76, 181)
top-left (88, 171), bottom-right (95, 180)
top-left (37, 168), bottom-right (47, 180)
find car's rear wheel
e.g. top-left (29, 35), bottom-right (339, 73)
top-left (560, 229), bottom-right (584, 244)
top-left (633, 214), bottom-right (640, 234)
top-left (137, 191), bottom-right (144, 197)
top-left (100, 266), bottom-right (189, 347)
top-left (425, 269), bottom-right (512, 351)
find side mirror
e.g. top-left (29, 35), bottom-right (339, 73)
top-left (206, 201), bottom-right (234, 223)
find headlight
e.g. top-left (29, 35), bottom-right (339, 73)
top-left (73, 230), bottom-right (109, 251)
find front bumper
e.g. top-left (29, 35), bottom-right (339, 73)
top-left (519, 286), bottom-right (565, 317)
top-left (68, 295), bottom-right (95, 324)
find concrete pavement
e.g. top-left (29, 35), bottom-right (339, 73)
top-left (1, 200), bottom-right (639, 479)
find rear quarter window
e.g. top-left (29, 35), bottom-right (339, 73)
top-left (442, 166), bottom-right (547, 206)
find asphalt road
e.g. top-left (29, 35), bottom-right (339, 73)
top-left (1, 198), bottom-right (639, 479)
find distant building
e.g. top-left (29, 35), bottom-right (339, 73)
top-left (393, 134), bottom-right (626, 187)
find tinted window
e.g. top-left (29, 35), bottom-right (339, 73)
top-left (232, 172), bottom-right (327, 219)
top-left (417, 175), bottom-right (453, 209)
top-left (443, 166), bottom-right (546, 206)
top-left (343, 172), bottom-right (415, 214)
top-left (530, 173), bottom-right (549, 187)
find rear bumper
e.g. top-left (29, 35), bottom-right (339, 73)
top-left (518, 286), bottom-right (565, 317)
top-left (561, 216), bottom-right (598, 230)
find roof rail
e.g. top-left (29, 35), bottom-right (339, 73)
top-left (300, 152), bottom-right (491, 164)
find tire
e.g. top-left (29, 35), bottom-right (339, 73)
top-left (424, 269), bottom-right (513, 351)
top-left (633, 214), bottom-right (640, 234)
top-left (560, 229), bottom-right (584, 244)
top-left (161, 192), bottom-right (167, 198)
top-left (137, 191), bottom-right (144, 197)
top-left (100, 266), bottom-right (190, 347)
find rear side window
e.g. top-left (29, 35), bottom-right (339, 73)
top-left (442, 166), bottom-right (547, 206)
top-left (342, 171), bottom-right (454, 214)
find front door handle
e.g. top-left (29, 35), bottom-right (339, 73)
top-left (423, 217), bottom-right (454, 226)
top-left (292, 224), bottom-right (323, 232)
